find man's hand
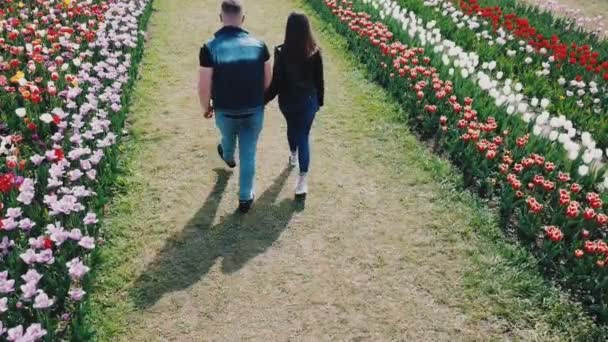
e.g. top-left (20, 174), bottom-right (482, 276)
top-left (203, 106), bottom-right (214, 119)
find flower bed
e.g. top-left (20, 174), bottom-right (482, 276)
top-left (360, 0), bottom-right (608, 188)
top-left (371, 0), bottom-right (608, 163)
top-left (310, 0), bottom-right (608, 324)
top-left (0, 0), bottom-right (152, 340)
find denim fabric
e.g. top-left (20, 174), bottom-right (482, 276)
top-left (207, 26), bottom-right (267, 112)
top-left (215, 109), bottom-right (264, 200)
top-left (279, 94), bottom-right (319, 174)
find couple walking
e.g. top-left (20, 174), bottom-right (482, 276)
top-left (198, 0), bottom-right (324, 213)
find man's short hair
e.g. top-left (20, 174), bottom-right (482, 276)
top-left (221, 0), bottom-right (242, 15)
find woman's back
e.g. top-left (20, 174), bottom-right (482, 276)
top-left (266, 45), bottom-right (324, 107)
top-left (278, 45), bottom-right (321, 96)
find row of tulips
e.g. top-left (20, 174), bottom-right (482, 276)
top-left (421, 0), bottom-right (608, 166)
top-left (379, 0), bottom-right (608, 160)
top-left (361, 0), bottom-right (608, 190)
top-left (475, 0), bottom-right (608, 47)
top-left (458, 0), bottom-right (608, 83)
top-left (310, 0), bottom-right (608, 324)
top-left (0, 0), bottom-right (152, 340)
top-left (456, 0), bottom-right (608, 147)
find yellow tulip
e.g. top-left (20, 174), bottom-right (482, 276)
top-left (10, 71), bottom-right (25, 84)
top-left (64, 0), bottom-right (71, 6)
top-left (18, 2), bottom-right (24, 8)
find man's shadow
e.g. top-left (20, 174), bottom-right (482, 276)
top-left (130, 167), bottom-right (302, 309)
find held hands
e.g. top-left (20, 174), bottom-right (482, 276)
top-left (203, 105), bottom-right (214, 119)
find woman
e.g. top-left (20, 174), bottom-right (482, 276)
top-left (266, 12), bottom-right (324, 198)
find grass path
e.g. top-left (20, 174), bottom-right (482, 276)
top-left (88, 0), bottom-right (603, 340)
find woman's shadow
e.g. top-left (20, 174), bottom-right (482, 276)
top-left (130, 167), bottom-right (302, 309)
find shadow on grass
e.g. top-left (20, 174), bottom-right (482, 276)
top-left (131, 167), bottom-right (302, 309)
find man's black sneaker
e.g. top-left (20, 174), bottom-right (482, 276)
top-left (217, 144), bottom-right (236, 168)
top-left (238, 196), bottom-right (254, 214)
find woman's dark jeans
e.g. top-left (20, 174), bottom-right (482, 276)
top-left (280, 94), bottom-right (319, 174)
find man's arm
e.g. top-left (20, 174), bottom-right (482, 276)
top-left (198, 44), bottom-right (214, 118)
top-left (198, 66), bottom-right (213, 117)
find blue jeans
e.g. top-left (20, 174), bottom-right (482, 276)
top-left (280, 95), bottom-right (319, 174)
top-left (215, 109), bottom-right (264, 200)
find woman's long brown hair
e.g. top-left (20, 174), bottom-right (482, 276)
top-left (283, 13), bottom-right (317, 61)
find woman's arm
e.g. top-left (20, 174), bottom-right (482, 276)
top-left (314, 50), bottom-right (325, 107)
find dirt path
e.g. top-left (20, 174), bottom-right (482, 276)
top-left (88, 0), bottom-right (601, 340)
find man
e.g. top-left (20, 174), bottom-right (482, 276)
top-left (198, 0), bottom-right (272, 213)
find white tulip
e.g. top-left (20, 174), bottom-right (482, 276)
top-left (549, 131), bottom-right (559, 141)
top-left (582, 132), bottom-right (592, 146)
top-left (39, 114), bottom-right (53, 124)
top-left (593, 148), bottom-right (603, 159)
top-left (536, 112), bottom-right (549, 125)
top-left (578, 165), bottom-right (589, 176)
top-left (15, 108), bottom-right (26, 118)
top-left (583, 152), bottom-right (594, 164)
top-left (531, 97), bottom-right (539, 107)
top-left (540, 98), bottom-right (550, 108)
top-left (517, 103), bottom-right (528, 113)
top-left (496, 96), bottom-right (507, 107)
top-left (514, 83), bottom-right (523, 92)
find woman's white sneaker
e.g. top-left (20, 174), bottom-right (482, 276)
top-left (295, 174), bottom-right (308, 197)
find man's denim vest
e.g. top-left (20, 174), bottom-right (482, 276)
top-left (207, 26), bottom-right (267, 115)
